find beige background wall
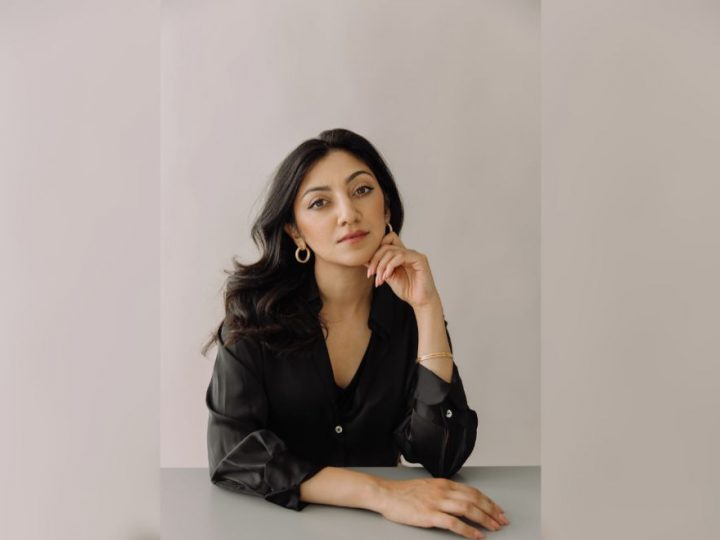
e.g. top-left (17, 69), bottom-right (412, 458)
top-left (542, 1), bottom-right (720, 537)
top-left (161, 0), bottom-right (541, 468)
top-left (0, 2), bottom-right (160, 539)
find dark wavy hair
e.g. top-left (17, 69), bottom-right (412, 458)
top-left (201, 128), bottom-right (405, 358)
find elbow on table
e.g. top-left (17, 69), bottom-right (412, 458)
top-left (426, 457), bottom-right (467, 479)
top-left (210, 476), bottom-right (255, 500)
top-left (209, 468), bottom-right (257, 497)
top-left (208, 463), bottom-right (316, 512)
top-left (430, 417), bottom-right (479, 479)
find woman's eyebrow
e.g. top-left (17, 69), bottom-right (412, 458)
top-left (301, 170), bottom-right (373, 198)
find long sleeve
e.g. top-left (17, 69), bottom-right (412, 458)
top-left (206, 327), bottom-right (325, 510)
top-left (392, 320), bottom-right (478, 478)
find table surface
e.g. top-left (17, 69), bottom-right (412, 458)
top-left (162, 466), bottom-right (540, 540)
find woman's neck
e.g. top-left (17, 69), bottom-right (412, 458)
top-left (314, 262), bottom-right (374, 323)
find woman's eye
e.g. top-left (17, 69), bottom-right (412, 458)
top-left (309, 199), bottom-right (326, 209)
top-left (356, 185), bottom-right (373, 195)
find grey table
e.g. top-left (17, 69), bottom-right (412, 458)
top-left (162, 466), bottom-right (540, 539)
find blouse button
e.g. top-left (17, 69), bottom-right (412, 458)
top-left (445, 409), bottom-right (453, 418)
top-left (334, 425), bottom-right (343, 434)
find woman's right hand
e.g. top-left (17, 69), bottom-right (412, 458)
top-left (372, 477), bottom-right (510, 539)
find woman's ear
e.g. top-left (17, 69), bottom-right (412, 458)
top-left (283, 223), bottom-right (302, 245)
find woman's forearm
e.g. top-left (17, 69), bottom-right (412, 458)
top-left (299, 466), bottom-right (388, 512)
top-left (414, 297), bottom-right (453, 383)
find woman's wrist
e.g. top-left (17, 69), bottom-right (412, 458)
top-left (366, 476), bottom-right (393, 514)
top-left (412, 294), bottom-right (444, 321)
top-left (300, 467), bottom-right (394, 512)
top-left (413, 295), bottom-right (453, 382)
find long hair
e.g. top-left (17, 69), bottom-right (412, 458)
top-left (201, 128), bottom-right (405, 358)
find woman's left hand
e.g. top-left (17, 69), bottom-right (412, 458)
top-left (364, 231), bottom-right (441, 310)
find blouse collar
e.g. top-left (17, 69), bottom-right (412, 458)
top-left (304, 270), bottom-right (397, 341)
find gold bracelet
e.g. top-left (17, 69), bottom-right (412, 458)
top-left (417, 352), bottom-right (453, 363)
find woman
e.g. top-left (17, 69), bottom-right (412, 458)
top-left (201, 128), bottom-right (509, 539)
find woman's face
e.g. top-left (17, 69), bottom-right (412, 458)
top-left (284, 150), bottom-right (389, 268)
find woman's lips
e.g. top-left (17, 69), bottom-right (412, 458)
top-left (340, 232), bottom-right (369, 243)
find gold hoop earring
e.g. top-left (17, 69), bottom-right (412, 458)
top-left (295, 245), bottom-right (311, 263)
top-left (385, 222), bottom-right (394, 234)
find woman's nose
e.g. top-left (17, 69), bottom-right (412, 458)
top-left (337, 196), bottom-right (361, 223)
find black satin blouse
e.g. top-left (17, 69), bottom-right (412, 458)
top-left (205, 274), bottom-right (479, 511)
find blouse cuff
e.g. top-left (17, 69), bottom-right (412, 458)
top-left (414, 361), bottom-right (469, 411)
top-left (263, 452), bottom-right (326, 511)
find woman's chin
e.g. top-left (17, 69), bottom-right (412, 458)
top-left (329, 254), bottom-right (374, 269)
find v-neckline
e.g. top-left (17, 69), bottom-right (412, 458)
top-left (324, 329), bottom-right (373, 392)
